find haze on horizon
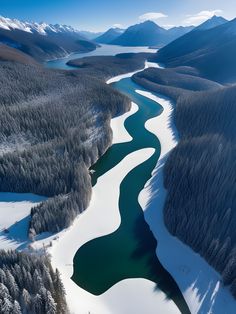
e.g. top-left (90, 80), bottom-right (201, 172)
top-left (0, 0), bottom-right (235, 31)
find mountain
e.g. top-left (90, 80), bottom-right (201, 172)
top-left (0, 15), bottom-right (84, 36)
top-left (111, 21), bottom-right (167, 46)
top-left (166, 26), bottom-right (194, 42)
top-left (95, 27), bottom-right (125, 44)
top-left (110, 20), bottom-right (193, 47)
top-left (195, 15), bottom-right (228, 31)
top-left (0, 15), bottom-right (97, 61)
top-left (153, 17), bottom-right (236, 82)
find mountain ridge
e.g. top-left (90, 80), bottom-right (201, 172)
top-left (0, 15), bottom-right (82, 36)
top-left (110, 20), bottom-right (194, 46)
top-left (194, 15), bottom-right (228, 31)
top-left (95, 27), bottom-right (125, 44)
top-left (0, 15), bottom-right (97, 61)
top-left (153, 16), bottom-right (236, 82)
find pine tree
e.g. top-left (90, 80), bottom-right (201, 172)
top-left (45, 290), bottom-right (57, 314)
top-left (1, 298), bottom-right (13, 314)
top-left (12, 300), bottom-right (21, 314)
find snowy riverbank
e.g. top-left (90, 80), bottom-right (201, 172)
top-left (49, 66), bottom-right (181, 314)
top-left (137, 89), bottom-right (236, 314)
top-left (1, 58), bottom-right (235, 313)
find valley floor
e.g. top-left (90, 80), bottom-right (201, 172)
top-left (49, 69), bottom-right (181, 314)
top-left (0, 64), bottom-right (235, 314)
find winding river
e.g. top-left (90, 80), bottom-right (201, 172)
top-left (46, 46), bottom-right (190, 314)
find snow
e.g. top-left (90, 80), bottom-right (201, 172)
top-left (0, 192), bottom-right (46, 250)
top-left (110, 102), bottom-right (138, 144)
top-left (137, 89), bottom-right (236, 314)
top-left (106, 60), bottom-right (152, 84)
top-left (50, 148), bottom-right (180, 314)
top-left (106, 69), bottom-right (144, 84)
top-left (0, 134), bottom-right (31, 156)
top-left (0, 16), bottom-right (32, 33)
top-left (49, 66), bottom-right (182, 314)
top-left (0, 15), bottom-right (80, 35)
top-left (145, 61), bottom-right (163, 69)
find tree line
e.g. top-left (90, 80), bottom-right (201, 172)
top-left (0, 61), bottom-right (130, 235)
top-left (0, 250), bottom-right (68, 313)
top-left (133, 66), bottom-right (236, 298)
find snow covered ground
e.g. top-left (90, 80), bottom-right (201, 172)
top-left (110, 102), bottom-right (138, 144)
top-left (137, 90), bottom-right (236, 314)
top-left (106, 59), bottom-right (155, 85)
top-left (0, 192), bottom-right (46, 250)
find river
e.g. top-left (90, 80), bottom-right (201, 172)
top-left (46, 45), bottom-right (190, 314)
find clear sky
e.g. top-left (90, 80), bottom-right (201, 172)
top-left (0, 0), bottom-right (235, 31)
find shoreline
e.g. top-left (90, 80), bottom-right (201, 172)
top-left (50, 148), bottom-right (159, 314)
top-left (49, 66), bottom-right (181, 314)
top-left (44, 45), bottom-right (99, 63)
top-left (137, 89), bottom-right (236, 314)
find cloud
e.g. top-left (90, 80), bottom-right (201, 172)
top-left (139, 12), bottom-right (168, 22)
top-left (162, 24), bottom-right (176, 30)
top-left (112, 23), bottom-right (124, 29)
top-left (183, 10), bottom-right (223, 26)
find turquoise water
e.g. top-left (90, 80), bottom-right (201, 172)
top-left (72, 78), bottom-right (190, 313)
top-left (45, 50), bottom-right (190, 313)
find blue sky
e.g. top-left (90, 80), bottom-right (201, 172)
top-left (0, 0), bottom-right (235, 31)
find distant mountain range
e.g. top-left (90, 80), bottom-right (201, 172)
top-left (153, 15), bottom-right (236, 83)
top-left (0, 15), bottom-right (97, 61)
top-left (108, 21), bottom-right (194, 47)
top-left (95, 27), bottom-right (125, 44)
top-left (0, 15), bottom-right (79, 35)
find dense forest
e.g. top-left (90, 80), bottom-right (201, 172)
top-left (0, 61), bottom-right (131, 234)
top-left (0, 250), bottom-right (68, 313)
top-left (133, 66), bottom-right (221, 101)
top-left (0, 52), bottom-right (149, 311)
top-left (133, 67), bottom-right (236, 298)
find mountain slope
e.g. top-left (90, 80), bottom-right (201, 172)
top-left (195, 15), bottom-right (228, 30)
top-left (0, 43), bottom-right (38, 65)
top-left (111, 21), bottom-right (194, 47)
top-left (0, 16), bottom-right (97, 61)
top-left (166, 26), bottom-right (194, 42)
top-left (95, 27), bottom-right (124, 44)
top-left (112, 21), bottom-right (167, 46)
top-left (154, 17), bottom-right (236, 82)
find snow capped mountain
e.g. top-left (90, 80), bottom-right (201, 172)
top-left (0, 15), bottom-right (97, 61)
top-left (0, 16), bottom-right (32, 32)
top-left (0, 15), bottom-right (80, 36)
